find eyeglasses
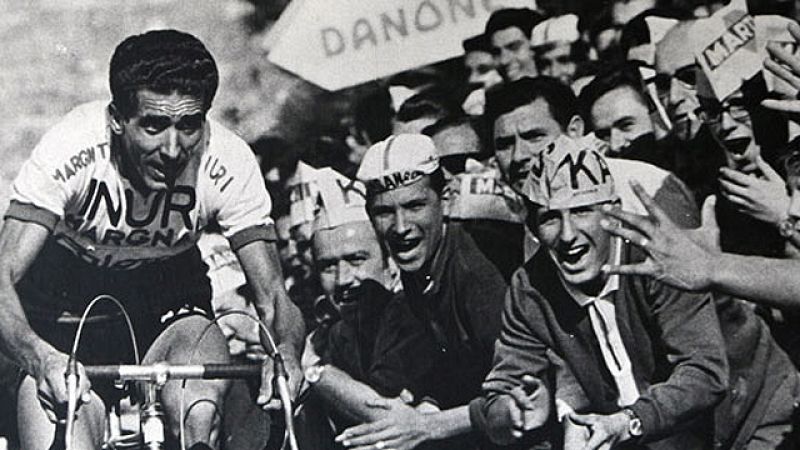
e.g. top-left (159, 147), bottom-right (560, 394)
top-left (698, 97), bottom-right (751, 125)
top-left (654, 66), bottom-right (697, 94)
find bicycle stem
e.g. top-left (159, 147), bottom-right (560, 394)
top-left (64, 357), bottom-right (79, 450)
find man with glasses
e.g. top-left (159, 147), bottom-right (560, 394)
top-left (695, 71), bottom-right (791, 258)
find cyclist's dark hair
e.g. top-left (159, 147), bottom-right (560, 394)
top-left (578, 63), bottom-right (649, 127)
top-left (484, 76), bottom-right (579, 137)
top-left (110, 29), bottom-right (219, 117)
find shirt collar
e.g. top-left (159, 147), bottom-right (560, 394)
top-left (560, 237), bottom-right (622, 307)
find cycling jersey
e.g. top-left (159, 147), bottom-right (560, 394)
top-left (6, 101), bottom-right (274, 271)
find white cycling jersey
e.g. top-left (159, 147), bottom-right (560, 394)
top-left (7, 101), bottom-right (273, 271)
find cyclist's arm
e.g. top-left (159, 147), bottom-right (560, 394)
top-left (234, 239), bottom-right (304, 361)
top-left (0, 218), bottom-right (56, 375)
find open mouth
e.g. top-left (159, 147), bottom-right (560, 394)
top-left (558, 244), bottom-right (589, 268)
top-left (391, 237), bottom-right (421, 259)
top-left (722, 137), bottom-right (751, 156)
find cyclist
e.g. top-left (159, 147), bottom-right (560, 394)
top-left (0, 29), bottom-right (304, 450)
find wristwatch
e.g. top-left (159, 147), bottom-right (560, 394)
top-left (622, 408), bottom-right (643, 438)
top-left (304, 364), bottom-right (325, 385)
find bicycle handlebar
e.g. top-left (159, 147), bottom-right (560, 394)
top-left (84, 363), bottom-right (262, 381)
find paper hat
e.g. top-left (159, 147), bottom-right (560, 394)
top-left (287, 163), bottom-right (321, 230)
top-left (522, 135), bottom-right (616, 209)
top-left (357, 134), bottom-right (440, 192)
top-left (530, 14), bottom-right (580, 47)
top-left (312, 168), bottom-right (369, 232)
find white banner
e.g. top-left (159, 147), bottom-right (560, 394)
top-left (267, 0), bottom-right (536, 91)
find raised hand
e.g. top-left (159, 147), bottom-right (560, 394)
top-left (762, 21), bottom-right (800, 121)
top-left (718, 156), bottom-right (789, 225)
top-left (599, 181), bottom-right (718, 291)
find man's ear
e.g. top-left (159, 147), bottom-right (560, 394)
top-left (565, 115), bottom-right (585, 138)
top-left (108, 103), bottom-right (124, 135)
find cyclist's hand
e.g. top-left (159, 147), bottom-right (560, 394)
top-left (258, 353), bottom-right (303, 410)
top-left (34, 350), bottom-right (92, 424)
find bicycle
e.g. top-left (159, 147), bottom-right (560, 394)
top-left (61, 296), bottom-right (300, 450)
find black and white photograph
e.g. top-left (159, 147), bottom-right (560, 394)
top-left (2, 0), bottom-right (800, 448)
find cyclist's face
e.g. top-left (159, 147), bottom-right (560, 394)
top-left (313, 221), bottom-right (386, 300)
top-left (115, 89), bottom-right (206, 191)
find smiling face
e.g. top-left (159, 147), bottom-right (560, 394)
top-left (590, 86), bottom-right (654, 155)
top-left (113, 89), bottom-right (206, 191)
top-left (493, 99), bottom-right (565, 192)
top-left (314, 221), bottom-right (386, 301)
top-left (532, 203), bottom-right (612, 294)
top-left (465, 50), bottom-right (502, 88)
top-left (366, 177), bottom-right (443, 273)
top-left (491, 27), bottom-right (538, 82)
top-left (535, 42), bottom-right (577, 85)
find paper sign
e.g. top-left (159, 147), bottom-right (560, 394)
top-left (445, 172), bottom-right (525, 223)
top-left (693, 0), bottom-right (761, 101)
top-left (267, 0), bottom-right (537, 91)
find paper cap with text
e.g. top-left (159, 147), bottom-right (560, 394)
top-left (312, 168), bottom-right (369, 232)
top-left (357, 134), bottom-right (440, 193)
top-left (522, 135), bottom-right (616, 209)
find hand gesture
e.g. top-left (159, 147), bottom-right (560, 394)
top-left (718, 157), bottom-right (789, 225)
top-left (600, 181), bottom-right (718, 291)
top-left (34, 349), bottom-right (92, 424)
top-left (762, 21), bottom-right (800, 122)
top-left (485, 375), bottom-right (549, 444)
top-left (567, 411), bottom-right (630, 450)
